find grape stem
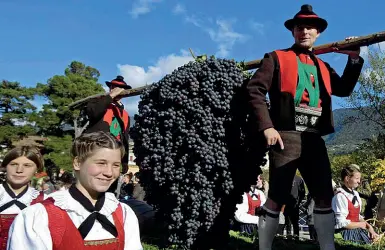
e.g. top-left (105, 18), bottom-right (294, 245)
top-left (189, 48), bottom-right (197, 59)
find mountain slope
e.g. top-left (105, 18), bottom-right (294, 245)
top-left (324, 108), bottom-right (382, 154)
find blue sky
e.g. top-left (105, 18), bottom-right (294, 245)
top-left (1, 0), bottom-right (384, 114)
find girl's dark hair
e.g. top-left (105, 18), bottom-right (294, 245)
top-left (341, 164), bottom-right (360, 181)
top-left (71, 131), bottom-right (125, 163)
top-left (1, 146), bottom-right (43, 171)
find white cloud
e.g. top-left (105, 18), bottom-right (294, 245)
top-left (185, 15), bottom-right (203, 28)
top-left (118, 49), bottom-right (193, 88)
top-left (185, 16), bottom-right (248, 57)
top-left (208, 19), bottom-right (248, 57)
top-left (249, 20), bottom-right (264, 35)
top-left (172, 4), bottom-right (185, 15)
top-left (118, 50), bottom-right (194, 114)
top-left (123, 96), bottom-right (141, 116)
top-left (130, 0), bottom-right (162, 18)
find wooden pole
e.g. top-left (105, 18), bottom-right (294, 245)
top-left (68, 30), bottom-right (385, 110)
top-left (69, 85), bottom-right (149, 110)
top-left (243, 30), bottom-right (385, 70)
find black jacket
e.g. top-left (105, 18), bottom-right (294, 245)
top-left (85, 95), bottom-right (130, 163)
top-left (246, 45), bottom-right (364, 136)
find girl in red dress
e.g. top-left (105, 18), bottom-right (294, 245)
top-left (332, 165), bottom-right (379, 244)
top-left (7, 131), bottom-right (142, 250)
top-left (0, 146), bottom-right (45, 250)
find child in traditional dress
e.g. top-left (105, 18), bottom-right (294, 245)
top-left (0, 146), bottom-right (45, 250)
top-left (332, 165), bottom-right (379, 244)
top-left (7, 131), bottom-right (143, 250)
top-left (234, 175), bottom-right (266, 235)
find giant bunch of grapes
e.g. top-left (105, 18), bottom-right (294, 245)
top-left (131, 57), bottom-right (267, 249)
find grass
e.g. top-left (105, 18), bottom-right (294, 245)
top-left (142, 231), bottom-right (384, 250)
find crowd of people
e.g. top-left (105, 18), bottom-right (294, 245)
top-left (232, 164), bottom-right (383, 246)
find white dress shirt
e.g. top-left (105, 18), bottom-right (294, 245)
top-left (7, 189), bottom-right (143, 250)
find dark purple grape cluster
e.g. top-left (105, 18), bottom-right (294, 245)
top-left (130, 57), bottom-right (267, 249)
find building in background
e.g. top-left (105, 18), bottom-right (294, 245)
top-left (128, 139), bottom-right (139, 175)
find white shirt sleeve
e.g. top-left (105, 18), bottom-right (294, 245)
top-left (234, 193), bottom-right (259, 224)
top-left (121, 203), bottom-right (143, 250)
top-left (332, 193), bottom-right (351, 229)
top-left (7, 203), bottom-right (52, 250)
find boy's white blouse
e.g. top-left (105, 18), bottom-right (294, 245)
top-left (6, 190), bottom-right (143, 250)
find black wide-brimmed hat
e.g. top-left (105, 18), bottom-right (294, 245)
top-left (284, 4), bottom-right (328, 33)
top-left (105, 75), bottom-right (132, 89)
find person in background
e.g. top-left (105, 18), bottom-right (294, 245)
top-left (132, 172), bottom-right (146, 202)
top-left (234, 175), bottom-right (266, 235)
top-left (260, 174), bottom-right (269, 198)
top-left (332, 165), bottom-right (379, 244)
top-left (58, 168), bottom-right (65, 178)
top-left (119, 173), bottom-right (134, 201)
top-left (277, 174), bottom-right (305, 237)
top-left (357, 179), bottom-right (372, 213)
top-left (363, 191), bottom-right (379, 220)
top-left (304, 194), bottom-right (317, 241)
top-left (7, 131), bottom-right (143, 250)
top-left (46, 160), bottom-right (59, 185)
top-left (0, 146), bottom-right (45, 250)
top-left (41, 176), bottom-right (55, 195)
top-left (54, 171), bottom-right (75, 191)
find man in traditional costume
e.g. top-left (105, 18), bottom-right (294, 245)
top-left (246, 4), bottom-right (364, 250)
top-left (85, 75), bottom-right (131, 172)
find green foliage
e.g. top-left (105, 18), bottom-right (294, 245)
top-left (0, 125), bottom-right (37, 147)
top-left (42, 135), bottom-right (73, 171)
top-left (28, 61), bottom-right (105, 170)
top-left (142, 231), bottom-right (381, 249)
top-left (350, 134), bottom-right (385, 182)
top-left (330, 154), bottom-right (356, 182)
top-left (344, 45), bottom-right (385, 130)
top-left (354, 133), bottom-right (385, 160)
top-left (330, 132), bottom-right (385, 190)
top-left (33, 61), bottom-right (105, 136)
top-left (64, 61), bottom-right (100, 82)
top-left (0, 80), bottom-right (37, 147)
top-left (368, 159), bottom-right (385, 191)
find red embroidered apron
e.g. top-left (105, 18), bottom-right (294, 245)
top-left (0, 192), bottom-right (44, 250)
top-left (337, 192), bottom-right (360, 222)
top-left (247, 193), bottom-right (261, 216)
top-left (43, 199), bottom-right (125, 250)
